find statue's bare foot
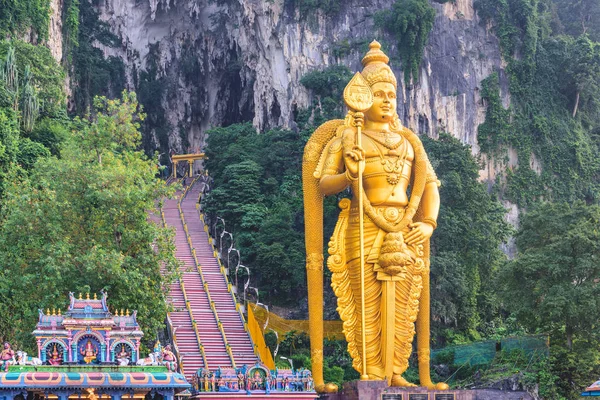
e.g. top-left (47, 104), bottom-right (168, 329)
top-left (422, 381), bottom-right (449, 390)
top-left (315, 383), bottom-right (338, 393)
top-left (391, 375), bottom-right (417, 387)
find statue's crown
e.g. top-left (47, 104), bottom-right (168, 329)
top-left (361, 41), bottom-right (397, 89)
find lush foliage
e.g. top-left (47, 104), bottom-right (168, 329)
top-left (552, 0), bottom-right (600, 42)
top-left (0, 41), bottom-right (66, 119)
top-left (285, 0), bottom-right (342, 18)
top-left (374, 0), bottom-right (436, 84)
top-left (475, 0), bottom-right (600, 206)
top-left (423, 134), bottom-right (511, 343)
top-left (497, 202), bottom-right (600, 398)
top-left (473, 3), bottom-right (600, 395)
top-left (0, 0), bottom-right (51, 39)
top-left (0, 41), bottom-right (67, 201)
top-left (70, 0), bottom-right (125, 112)
top-left (0, 91), bottom-right (178, 351)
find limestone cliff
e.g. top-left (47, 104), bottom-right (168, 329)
top-left (92, 0), bottom-right (508, 154)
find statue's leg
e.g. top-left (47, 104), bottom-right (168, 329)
top-left (390, 273), bottom-right (421, 387)
top-left (417, 271), bottom-right (448, 390)
top-left (347, 256), bottom-right (384, 379)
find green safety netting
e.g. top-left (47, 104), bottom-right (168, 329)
top-left (431, 335), bottom-right (548, 366)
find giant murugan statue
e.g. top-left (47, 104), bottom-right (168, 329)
top-left (303, 41), bottom-right (448, 393)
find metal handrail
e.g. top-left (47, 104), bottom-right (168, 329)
top-left (178, 176), bottom-right (236, 368)
top-left (195, 188), bottom-right (261, 360)
top-left (166, 178), bottom-right (209, 369)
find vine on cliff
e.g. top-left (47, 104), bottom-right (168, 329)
top-left (0, 0), bottom-right (51, 40)
top-left (475, 0), bottom-right (600, 206)
top-left (374, 0), bottom-right (436, 85)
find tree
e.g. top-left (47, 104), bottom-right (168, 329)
top-left (0, 91), bottom-right (178, 350)
top-left (423, 134), bottom-right (511, 342)
top-left (499, 201), bottom-right (600, 350)
top-left (567, 34), bottom-right (600, 117)
top-left (552, 0), bottom-right (600, 41)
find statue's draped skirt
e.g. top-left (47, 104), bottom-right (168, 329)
top-left (343, 206), bottom-right (424, 380)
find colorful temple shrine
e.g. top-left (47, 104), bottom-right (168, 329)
top-left (32, 291), bottom-right (143, 365)
top-left (583, 379), bottom-right (600, 396)
top-left (0, 292), bottom-right (190, 400)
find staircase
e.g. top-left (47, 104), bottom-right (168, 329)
top-left (161, 178), bottom-right (257, 381)
top-left (181, 182), bottom-right (259, 368)
top-left (162, 186), bottom-right (208, 380)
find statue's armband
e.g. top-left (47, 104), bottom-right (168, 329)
top-left (320, 138), bottom-right (344, 177)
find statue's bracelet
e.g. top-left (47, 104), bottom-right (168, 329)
top-left (423, 217), bottom-right (437, 229)
top-left (345, 169), bottom-right (358, 182)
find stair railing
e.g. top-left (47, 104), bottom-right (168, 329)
top-left (195, 187), bottom-right (262, 362)
top-left (178, 176), bottom-right (237, 368)
top-left (160, 185), bottom-right (209, 370)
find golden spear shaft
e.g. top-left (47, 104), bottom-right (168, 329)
top-left (356, 115), bottom-right (368, 381)
top-left (343, 72), bottom-right (373, 380)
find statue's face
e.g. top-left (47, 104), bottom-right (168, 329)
top-left (365, 82), bottom-right (397, 122)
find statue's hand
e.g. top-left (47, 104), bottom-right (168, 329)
top-left (344, 145), bottom-right (365, 178)
top-left (405, 222), bottom-right (434, 245)
top-left (341, 128), bottom-right (365, 179)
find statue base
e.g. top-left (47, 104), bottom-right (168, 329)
top-left (318, 380), bottom-right (534, 400)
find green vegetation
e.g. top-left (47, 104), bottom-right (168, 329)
top-left (0, 91), bottom-right (178, 352)
top-left (498, 202), bottom-right (600, 399)
top-left (374, 0), bottom-right (436, 84)
top-left (285, 0), bottom-right (342, 18)
top-left (0, 41), bottom-right (66, 118)
top-left (474, 0), bottom-right (600, 397)
top-left (70, 0), bottom-right (125, 112)
top-left (475, 0), bottom-right (600, 206)
top-left (423, 134), bottom-right (511, 343)
top-left (0, 36), bottom-right (176, 352)
top-left (0, 0), bottom-right (51, 40)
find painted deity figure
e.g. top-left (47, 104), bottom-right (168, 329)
top-left (210, 372), bottom-right (216, 391)
top-left (80, 340), bottom-right (98, 364)
top-left (116, 345), bottom-right (130, 366)
top-left (237, 371), bottom-right (245, 390)
top-left (161, 345), bottom-right (177, 372)
top-left (1, 342), bottom-right (15, 372)
top-left (48, 344), bottom-right (62, 366)
top-left (283, 377), bottom-right (290, 392)
top-left (303, 41), bottom-right (448, 392)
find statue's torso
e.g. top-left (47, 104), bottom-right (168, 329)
top-left (361, 130), bottom-right (414, 207)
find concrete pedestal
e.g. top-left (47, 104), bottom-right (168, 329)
top-left (319, 381), bottom-right (534, 400)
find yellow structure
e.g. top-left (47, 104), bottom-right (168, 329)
top-left (303, 41), bottom-right (448, 393)
top-left (250, 303), bottom-right (345, 341)
top-left (171, 153), bottom-right (205, 178)
top-left (246, 303), bottom-right (276, 370)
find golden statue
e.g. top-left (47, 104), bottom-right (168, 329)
top-left (303, 41), bottom-right (448, 392)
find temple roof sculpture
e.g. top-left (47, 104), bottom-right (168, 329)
top-left (0, 291), bottom-right (190, 400)
top-left (31, 291), bottom-right (142, 365)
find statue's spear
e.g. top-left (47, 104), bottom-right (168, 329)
top-left (343, 72), bottom-right (374, 381)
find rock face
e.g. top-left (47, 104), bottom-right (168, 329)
top-left (93, 0), bottom-right (507, 154)
top-left (47, 0), bottom-right (64, 63)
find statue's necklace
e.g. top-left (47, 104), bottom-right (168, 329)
top-left (364, 133), bottom-right (408, 186)
top-left (363, 130), bottom-right (403, 150)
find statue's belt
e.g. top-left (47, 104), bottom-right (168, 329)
top-left (348, 205), bottom-right (406, 225)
